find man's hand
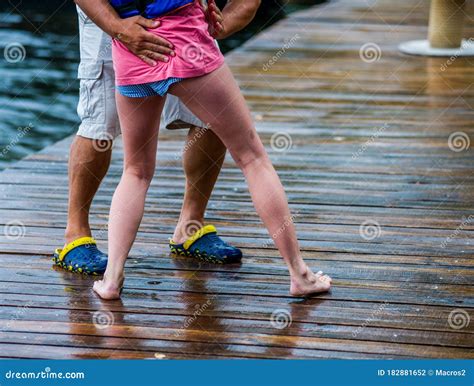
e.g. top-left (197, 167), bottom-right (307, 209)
top-left (206, 0), bottom-right (226, 39)
top-left (115, 16), bottom-right (175, 66)
top-left (75, 0), bottom-right (175, 66)
top-left (201, 0), bottom-right (261, 40)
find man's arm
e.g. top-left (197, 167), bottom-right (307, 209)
top-left (208, 0), bottom-right (261, 39)
top-left (74, 0), bottom-right (175, 65)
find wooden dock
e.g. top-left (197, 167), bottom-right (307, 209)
top-left (0, 0), bottom-right (473, 359)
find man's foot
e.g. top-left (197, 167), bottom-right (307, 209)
top-left (93, 276), bottom-right (124, 300)
top-left (169, 224), bottom-right (242, 264)
top-left (52, 237), bottom-right (108, 275)
top-left (290, 268), bottom-right (332, 297)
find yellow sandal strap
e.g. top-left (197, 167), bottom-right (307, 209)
top-left (183, 225), bottom-right (217, 250)
top-left (58, 236), bottom-right (97, 262)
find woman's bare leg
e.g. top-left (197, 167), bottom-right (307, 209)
top-left (93, 94), bottom-right (166, 300)
top-left (169, 65), bottom-right (331, 296)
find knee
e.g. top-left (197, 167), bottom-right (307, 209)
top-left (231, 145), bottom-right (268, 171)
top-left (124, 164), bottom-right (155, 184)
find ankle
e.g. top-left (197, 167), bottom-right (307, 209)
top-left (103, 271), bottom-right (124, 287)
top-left (290, 262), bottom-right (310, 280)
top-left (65, 227), bottom-right (92, 245)
top-left (172, 217), bottom-right (205, 243)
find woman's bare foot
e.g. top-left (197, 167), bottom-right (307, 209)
top-left (290, 267), bottom-right (332, 297)
top-left (93, 276), bottom-right (124, 300)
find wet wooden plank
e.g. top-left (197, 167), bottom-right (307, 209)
top-left (0, 0), bottom-right (472, 359)
top-left (0, 321), bottom-right (471, 359)
top-left (1, 292), bottom-right (473, 340)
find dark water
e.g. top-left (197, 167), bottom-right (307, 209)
top-left (0, 1), bottom-right (318, 169)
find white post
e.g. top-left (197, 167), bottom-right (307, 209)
top-left (428, 0), bottom-right (466, 48)
top-left (398, 0), bottom-right (473, 56)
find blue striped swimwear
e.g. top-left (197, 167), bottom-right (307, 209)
top-left (117, 77), bottom-right (183, 98)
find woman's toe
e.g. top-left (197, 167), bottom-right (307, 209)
top-left (93, 280), bottom-right (102, 291)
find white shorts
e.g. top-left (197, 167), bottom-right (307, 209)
top-left (76, 7), bottom-right (206, 140)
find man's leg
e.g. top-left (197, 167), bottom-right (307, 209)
top-left (65, 136), bottom-right (112, 243)
top-left (163, 95), bottom-right (242, 264)
top-left (172, 126), bottom-right (226, 243)
top-left (54, 9), bottom-right (119, 274)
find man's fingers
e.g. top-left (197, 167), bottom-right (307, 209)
top-left (141, 31), bottom-right (174, 49)
top-left (132, 17), bottom-right (174, 49)
top-left (209, 3), bottom-right (224, 30)
top-left (210, 24), bottom-right (224, 38)
top-left (140, 42), bottom-right (174, 56)
top-left (144, 51), bottom-right (171, 63)
top-left (209, 2), bottom-right (219, 12)
top-left (211, 10), bottom-right (223, 24)
top-left (136, 16), bottom-right (160, 29)
top-left (138, 54), bottom-right (157, 66)
top-left (209, 2), bottom-right (222, 15)
top-left (214, 22), bottom-right (224, 33)
top-left (137, 50), bottom-right (169, 65)
top-left (197, 0), bottom-right (208, 12)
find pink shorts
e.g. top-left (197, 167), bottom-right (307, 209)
top-left (112, 2), bottom-right (225, 87)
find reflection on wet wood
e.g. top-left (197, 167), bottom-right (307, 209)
top-left (0, 0), bottom-right (473, 359)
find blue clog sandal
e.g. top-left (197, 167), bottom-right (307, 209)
top-left (169, 224), bottom-right (242, 264)
top-left (53, 237), bottom-right (108, 275)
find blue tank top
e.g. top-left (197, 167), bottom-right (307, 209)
top-left (109, 0), bottom-right (194, 19)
